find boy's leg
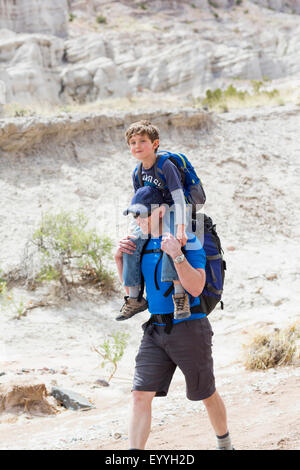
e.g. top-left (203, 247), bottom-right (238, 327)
top-left (161, 257), bottom-right (191, 319)
top-left (161, 208), bottom-right (191, 320)
top-left (116, 227), bottom-right (148, 321)
top-left (123, 241), bottom-right (143, 292)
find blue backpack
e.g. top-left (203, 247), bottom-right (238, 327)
top-left (140, 214), bottom-right (226, 316)
top-left (135, 151), bottom-right (225, 316)
top-left (189, 214), bottom-right (226, 315)
top-left (134, 150), bottom-right (206, 206)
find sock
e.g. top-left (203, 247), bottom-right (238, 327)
top-left (129, 286), bottom-right (140, 299)
top-left (174, 283), bottom-right (185, 295)
top-left (216, 431), bottom-right (232, 450)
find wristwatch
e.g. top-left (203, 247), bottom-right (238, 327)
top-left (173, 253), bottom-right (185, 264)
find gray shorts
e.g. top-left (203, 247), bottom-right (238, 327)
top-left (132, 317), bottom-right (216, 401)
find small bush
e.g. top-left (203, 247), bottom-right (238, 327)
top-left (200, 82), bottom-right (283, 111)
top-left (138, 2), bottom-right (147, 10)
top-left (69, 13), bottom-right (76, 22)
top-left (264, 89), bottom-right (279, 98)
top-left (0, 273), bottom-right (27, 319)
top-left (31, 211), bottom-right (114, 298)
top-left (0, 270), bottom-right (6, 295)
top-left (243, 323), bottom-right (300, 370)
top-left (224, 84), bottom-right (247, 100)
top-left (0, 270), bottom-right (13, 308)
top-left (251, 80), bottom-right (264, 93)
top-left (96, 15), bottom-right (107, 24)
top-left (92, 331), bottom-right (130, 382)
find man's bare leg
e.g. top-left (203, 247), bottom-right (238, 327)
top-left (129, 391), bottom-right (156, 449)
top-left (203, 390), bottom-right (233, 449)
top-left (202, 390), bottom-right (228, 435)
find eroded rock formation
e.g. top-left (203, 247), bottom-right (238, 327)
top-left (0, 0), bottom-right (68, 37)
top-left (0, 0), bottom-right (300, 107)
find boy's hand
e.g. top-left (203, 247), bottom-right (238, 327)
top-left (176, 224), bottom-right (188, 247)
top-left (161, 233), bottom-right (182, 259)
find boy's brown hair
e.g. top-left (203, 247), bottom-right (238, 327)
top-left (125, 120), bottom-right (160, 146)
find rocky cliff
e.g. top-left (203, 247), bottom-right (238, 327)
top-left (0, 0), bottom-right (68, 37)
top-left (0, 0), bottom-right (300, 108)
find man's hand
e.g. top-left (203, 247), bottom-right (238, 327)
top-left (115, 235), bottom-right (137, 259)
top-left (161, 233), bottom-right (182, 259)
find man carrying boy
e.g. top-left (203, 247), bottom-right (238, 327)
top-left (114, 186), bottom-right (233, 450)
top-left (116, 120), bottom-right (205, 322)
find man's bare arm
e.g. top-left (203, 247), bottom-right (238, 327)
top-left (161, 233), bottom-right (206, 298)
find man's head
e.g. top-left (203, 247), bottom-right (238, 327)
top-left (125, 120), bottom-right (160, 161)
top-left (123, 186), bottom-right (166, 235)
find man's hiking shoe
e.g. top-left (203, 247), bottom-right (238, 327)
top-left (116, 296), bottom-right (148, 321)
top-left (216, 447), bottom-right (235, 450)
top-left (173, 293), bottom-right (191, 320)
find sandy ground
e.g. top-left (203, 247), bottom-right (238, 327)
top-left (0, 104), bottom-right (299, 450)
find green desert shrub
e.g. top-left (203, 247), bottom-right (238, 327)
top-left (200, 82), bottom-right (281, 111)
top-left (96, 15), bottom-right (107, 24)
top-left (92, 331), bottom-right (130, 382)
top-left (31, 210), bottom-right (114, 297)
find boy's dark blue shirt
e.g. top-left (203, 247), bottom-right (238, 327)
top-left (132, 158), bottom-right (182, 205)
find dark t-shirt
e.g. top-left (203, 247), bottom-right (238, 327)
top-left (132, 158), bottom-right (183, 205)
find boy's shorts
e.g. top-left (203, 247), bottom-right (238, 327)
top-left (132, 317), bottom-right (216, 401)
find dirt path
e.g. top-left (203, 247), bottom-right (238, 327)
top-left (69, 367), bottom-right (300, 451)
top-left (0, 105), bottom-right (299, 451)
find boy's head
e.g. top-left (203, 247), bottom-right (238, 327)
top-left (125, 120), bottom-right (160, 157)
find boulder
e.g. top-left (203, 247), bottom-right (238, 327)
top-left (0, 32), bottom-right (64, 105)
top-left (61, 57), bottom-right (131, 102)
top-left (0, 383), bottom-right (57, 415)
top-left (51, 386), bottom-right (94, 410)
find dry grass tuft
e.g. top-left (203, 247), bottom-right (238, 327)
top-left (243, 322), bottom-right (300, 370)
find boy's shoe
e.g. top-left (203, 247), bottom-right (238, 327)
top-left (173, 293), bottom-right (191, 320)
top-left (116, 296), bottom-right (148, 321)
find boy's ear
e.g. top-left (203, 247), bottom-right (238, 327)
top-left (153, 139), bottom-right (159, 150)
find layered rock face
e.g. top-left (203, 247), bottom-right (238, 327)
top-left (0, 30), bottom-right (64, 105)
top-left (0, 0), bottom-right (300, 107)
top-left (0, 0), bottom-right (68, 38)
top-left (251, 0), bottom-right (300, 13)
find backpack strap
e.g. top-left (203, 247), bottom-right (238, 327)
top-left (135, 152), bottom-right (186, 193)
top-left (138, 236), bottom-right (151, 300)
top-left (134, 157), bottom-right (167, 191)
top-left (153, 154), bottom-right (169, 190)
top-left (141, 245), bottom-right (176, 297)
top-left (143, 248), bottom-right (163, 290)
top-left (155, 152), bottom-right (186, 189)
top-left (135, 162), bottom-right (144, 188)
